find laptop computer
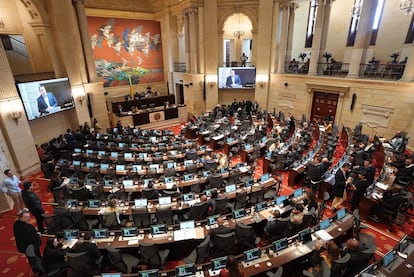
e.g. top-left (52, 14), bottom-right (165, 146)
top-left (116, 164), bottom-right (125, 171)
top-left (336, 208), bottom-right (346, 222)
top-left (233, 208), bottom-right (246, 219)
top-left (382, 250), bottom-right (395, 267)
top-left (63, 229), bottom-right (80, 240)
top-left (124, 152), bottom-right (133, 159)
top-left (164, 176), bottom-right (174, 184)
top-left (74, 148), bottom-right (82, 153)
top-left (86, 162), bottom-right (95, 168)
top-left (183, 174), bottom-right (194, 182)
top-left (182, 193), bottom-right (195, 202)
top-left (100, 163), bottom-right (109, 170)
top-left (158, 196), bottom-right (172, 206)
top-left (92, 228), bottom-right (109, 239)
top-left (293, 188), bottom-right (303, 198)
top-left (209, 256), bottom-right (227, 276)
top-left (180, 220), bottom-right (195, 230)
top-left (245, 179), bottom-right (254, 188)
top-left (243, 248), bottom-right (263, 266)
top-left (101, 273), bottom-right (121, 277)
top-left (69, 176), bottom-right (78, 184)
top-left (72, 160), bottom-right (81, 166)
top-left (134, 199), bottom-right (148, 208)
top-left (225, 184), bottom-right (237, 193)
top-left (123, 179), bottom-right (134, 188)
top-left (272, 238), bottom-right (289, 254)
top-left (87, 199), bottom-right (100, 208)
top-left (319, 218), bottom-right (330, 230)
top-left (275, 195), bottom-right (287, 206)
top-left (207, 214), bottom-right (220, 226)
top-left (220, 167), bottom-right (229, 174)
top-left (138, 269), bottom-right (159, 277)
top-left (255, 202), bottom-right (267, 212)
top-left (110, 152), bottom-right (118, 158)
top-left (175, 263), bottom-right (196, 277)
top-left (66, 199), bottom-right (78, 208)
top-left (151, 224), bottom-right (167, 236)
top-left (298, 228), bottom-right (312, 243)
top-left (104, 179), bottom-right (114, 187)
top-left (122, 227), bottom-right (138, 237)
top-left (260, 173), bottom-right (270, 183)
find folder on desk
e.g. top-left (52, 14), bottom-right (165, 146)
top-left (314, 230), bottom-right (333, 241)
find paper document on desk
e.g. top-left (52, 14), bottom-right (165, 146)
top-left (314, 230), bottom-right (333, 241)
top-left (128, 239), bottom-right (139, 245)
top-left (110, 187), bottom-right (120, 194)
top-left (375, 182), bottom-right (389, 190)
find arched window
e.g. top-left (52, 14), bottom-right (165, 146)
top-left (346, 0), bottom-right (364, 47)
top-left (370, 0), bottom-right (385, 45)
top-left (305, 0), bottom-right (318, 48)
top-left (405, 13), bottom-right (414, 44)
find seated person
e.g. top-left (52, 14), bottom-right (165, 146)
top-left (68, 231), bottom-right (102, 275)
top-left (218, 255), bottom-right (243, 277)
top-left (290, 204), bottom-right (305, 226)
top-left (54, 201), bottom-right (77, 230)
top-left (264, 210), bottom-right (289, 242)
top-left (389, 131), bottom-right (404, 151)
top-left (42, 237), bottom-right (66, 274)
top-left (342, 238), bottom-right (364, 277)
top-left (369, 186), bottom-right (407, 222)
top-left (394, 156), bottom-right (414, 185)
top-left (209, 217), bottom-right (232, 243)
top-left (100, 198), bottom-right (123, 228)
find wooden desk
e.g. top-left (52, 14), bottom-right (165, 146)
top-left (287, 166), bottom-right (306, 187)
top-left (240, 148), bottom-right (254, 163)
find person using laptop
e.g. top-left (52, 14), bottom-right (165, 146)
top-left (68, 231), bottom-right (102, 276)
top-left (218, 255), bottom-right (242, 277)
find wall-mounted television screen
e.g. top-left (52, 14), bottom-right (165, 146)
top-left (218, 67), bottom-right (256, 89)
top-left (16, 77), bottom-right (75, 120)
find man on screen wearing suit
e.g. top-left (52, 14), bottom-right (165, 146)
top-left (37, 85), bottom-right (58, 114)
top-left (226, 70), bottom-right (242, 88)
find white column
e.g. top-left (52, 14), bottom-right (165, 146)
top-left (277, 5), bottom-right (290, 73)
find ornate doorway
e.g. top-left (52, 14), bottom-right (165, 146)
top-left (310, 91), bottom-right (339, 122)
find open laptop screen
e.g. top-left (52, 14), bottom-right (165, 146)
top-left (225, 184), bottom-right (236, 193)
top-left (151, 224), bottom-right (167, 235)
top-left (138, 269), bottom-right (159, 277)
top-left (101, 273), bottom-right (122, 277)
top-left (87, 199), bottom-right (100, 208)
top-left (175, 264), bottom-right (196, 277)
top-left (207, 214), bottom-right (220, 226)
top-left (273, 238), bottom-right (288, 252)
top-left (211, 256), bottom-right (227, 271)
top-left (244, 248), bottom-right (261, 263)
top-left (260, 173), bottom-right (270, 182)
top-left (382, 250), bottom-right (395, 267)
top-left (293, 188), bottom-right (303, 198)
top-left (92, 228), bottom-right (109, 238)
top-left (134, 199), bottom-right (148, 208)
top-left (298, 228), bottom-right (312, 243)
top-left (123, 179), bottom-right (134, 188)
top-left (182, 193), bottom-right (194, 202)
top-left (122, 227), bottom-right (138, 237)
top-left (180, 220), bottom-right (195, 230)
top-left (336, 208), bottom-right (346, 221)
top-left (255, 202), bottom-right (267, 212)
top-left (276, 195), bottom-right (287, 206)
top-left (319, 218), bottom-right (330, 230)
top-left (63, 229), bottom-right (80, 240)
top-left (233, 208), bottom-right (246, 219)
top-left (158, 196), bottom-right (172, 206)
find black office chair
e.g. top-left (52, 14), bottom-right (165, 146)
top-left (204, 159), bottom-right (217, 171)
top-left (215, 197), bottom-right (230, 215)
top-left (213, 232), bottom-right (235, 257)
top-left (51, 185), bottom-right (68, 203)
top-left (266, 266), bottom-right (283, 277)
top-left (183, 235), bottom-right (210, 264)
top-left (302, 207), bottom-right (317, 228)
top-left (25, 244), bottom-right (45, 276)
top-left (155, 206), bottom-right (176, 225)
top-left (191, 182), bottom-right (202, 193)
top-left (92, 184), bottom-right (107, 201)
top-left (132, 207), bottom-right (151, 228)
top-left (330, 253), bottom-right (350, 277)
top-left (139, 242), bottom-right (170, 268)
top-left (233, 191), bottom-right (248, 209)
top-left (42, 214), bottom-right (61, 235)
top-left (142, 188), bottom-right (159, 200)
top-left (186, 149), bottom-right (198, 160)
top-left (188, 201), bottom-right (209, 221)
top-left (249, 188), bottom-right (265, 205)
top-left (106, 245), bottom-right (139, 273)
top-left (210, 173), bottom-right (224, 189)
top-left (235, 222), bottom-right (260, 252)
top-left (66, 251), bottom-right (99, 277)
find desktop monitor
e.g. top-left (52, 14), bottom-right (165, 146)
top-left (87, 199), bottom-right (100, 208)
top-left (336, 208), bottom-right (346, 221)
top-left (149, 164), bottom-right (159, 172)
top-left (293, 188), bottom-right (303, 198)
top-left (233, 208), bottom-right (246, 219)
top-left (72, 160), bottom-right (81, 166)
top-left (101, 273), bottom-right (121, 277)
top-left (184, 160), bottom-right (194, 167)
top-left (132, 164), bottom-right (142, 172)
top-left (182, 193), bottom-right (194, 202)
top-left (143, 178), bottom-right (153, 186)
top-left (319, 218), bottom-right (330, 230)
top-left (243, 248), bottom-right (261, 263)
top-left (116, 164), bottom-right (125, 171)
top-left (74, 148), bottom-right (82, 153)
top-left (183, 174), bottom-right (194, 182)
top-left (175, 263), bottom-right (196, 277)
top-left (104, 179), bottom-right (114, 187)
top-left (151, 224), bottom-right (167, 235)
top-left (138, 269), bottom-right (159, 277)
top-left (98, 150), bottom-right (106, 157)
top-left (86, 161), bottom-right (95, 168)
top-left (124, 152), bottom-right (133, 159)
top-left (382, 250), bottom-right (395, 267)
top-left (164, 176), bottom-right (174, 184)
top-left (69, 176), bottom-right (78, 184)
top-left (134, 199), bottom-right (148, 208)
top-left (66, 199), bottom-right (78, 208)
top-left (110, 152), bottom-right (118, 158)
top-left (122, 227), bottom-right (138, 237)
top-left (207, 214), bottom-right (220, 226)
top-left (100, 163), bottom-right (109, 170)
top-left (63, 229), bottom-right (80, 240)
top-left (298, 228), bottom-right (312, 243)
top-left (165, 161), bottom-right (175, 169)
top-left (92, 228), bottom-right (109, 238)
top-left (276, 195), bottom-right (287, 206)
top-left (273, 238), bottom-right (289, 252)
top-left (245, 144), bottom-right (252, 151)
top-left (123, 179), bottom-right (134, 188)
top-left (118, 142), bottom-right (125, 148)
top-left (225, 184), bottom-right (237, 193)
top-left (260, 173), bottom-right (270, 183)
top-left (220, 167), bottom-right (229, 174)
top-left (211, 256), bottom-right (228, 272)
top-left (203, 170), bottom-right (211, 177)
top-left (180, 220), bottom-right (195, 230)
top-left (255, 202), bottom-right (267, 212)
top-left (86, 149), bottom-right (94, 155)
top-left (158, 196), bottom-right (172, 206)
top-left (245, 179), bottom-right (254, 187)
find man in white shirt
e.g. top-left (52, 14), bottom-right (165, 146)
top-left (2, 169), bottom-right (25, 212)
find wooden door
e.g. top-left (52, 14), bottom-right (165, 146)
top-left (310, 91), bottom-right (339, 122)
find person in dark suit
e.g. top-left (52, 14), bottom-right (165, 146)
top-left (42, 237), bottom-right (66, 274)
top-left (13, 208), bottom-right (42, 257)
top-left (68, 231), bottom-right (102, 276)
top-left (306, 156), bottom-right (325, 194)
top-left (209, 217), bottom-right (232, 243)
top-left (332, 163), bottom-right (351, 211)
top-left (264, 210), bottom-right (289, 242)
top-left (350, 170), bottom-right (370, 211)
top-left (226, 70), bottom-right (241, 88)
top-left (342, 238), bottom-right (364, 277)
top-left (21, 182), bottom-right (45, 233)
top-left (37, 85), bottom-right (58, 114)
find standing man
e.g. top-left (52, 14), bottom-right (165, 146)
top-left (332, 163), bottom-right (351, 212)
top-left (2, 169), bottom-right (25, 213)
top-left (350, 170), bottom-right (370, 211)
top-left (37, 85), bottom-right (58, 115)
top-left (13, 208), bottom-right (42, 257)
top-left (21, 182), bottom-right (45, 233)
top-left (240, 52), bottom-right (248, 67)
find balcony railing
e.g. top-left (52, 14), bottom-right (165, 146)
top-left (316, 62), bottom-right (349, 77)
top-left (358, 63), bottom-right (406, 80)
top-left (173, 62), bottom-right (186, 72)
top-left (285, 61), bottom-right (309, 74)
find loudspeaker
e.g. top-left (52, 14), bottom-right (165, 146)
top-left (350, 93), bottom-right (357, 111)
top-left (87, 93), bottom-right (93, 118)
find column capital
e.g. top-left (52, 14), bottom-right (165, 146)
top-left (184, 8), bottom-right (198, 16)
top-left (72, 0), bottom-right (85, 6)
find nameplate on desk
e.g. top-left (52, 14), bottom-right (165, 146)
top-left (127, 239), bottom-right (139, 245)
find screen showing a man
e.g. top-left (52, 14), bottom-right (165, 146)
top-left (226, 70), bottom-right (242, 88)
top-left (37, 85), bottom-right (59, 114)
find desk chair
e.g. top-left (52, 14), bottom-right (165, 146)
top-left (187, 201), bottom-right (209, 221)
top-left (70, 210), bottom-right (91, 230)
top-left (210, 173), bottom-right (224, 189)
top-left (25, 244), bottom-right (45, 276)
top-left (213, 232), bottom-right (235, 258)
top-left (191, 182), bottom-right (202, 193)
top-left (302, 207), bottom-right (317, 228)
top-left (106, 245), bottom-right (140, 273)
top-left (330, 253), bottom-right (350, 277)
top-left (43, 214), bottom-right (61, 235)
top-left (155, 206), bottom-right (176, 225)
top-left (233, 191), bottom-right (248, 209)
top-left (186, 149), bottom-right (198, 160)
top-left (215, 196), bottom-right (230, 214)
top-left (92, 184), bottom-right (107, 201)
top-left (163, 169), bottom-right (176, 177)
top-left (51, 185), bottom-right (67, 203)
top-left (266, 266), bottom-right (283, 277)
top-left (142, 188), bottom-right (159, 200)
top-left (139, 242), bottom-right (170, 268)
top-left (204, 159), bottom-right (217, 171)
top-left (66, 251), bottom-right (100, 277)
top-left (132, 207), bottom-right (151, 228)
top-left (249, 188), bottom-right (265, 205)
top-left (235, 223), bottom-right (260, 252)
top-left (183, 235), bottom-right (210, 264)
top-left (302, 260), bottom-right (330, 277)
